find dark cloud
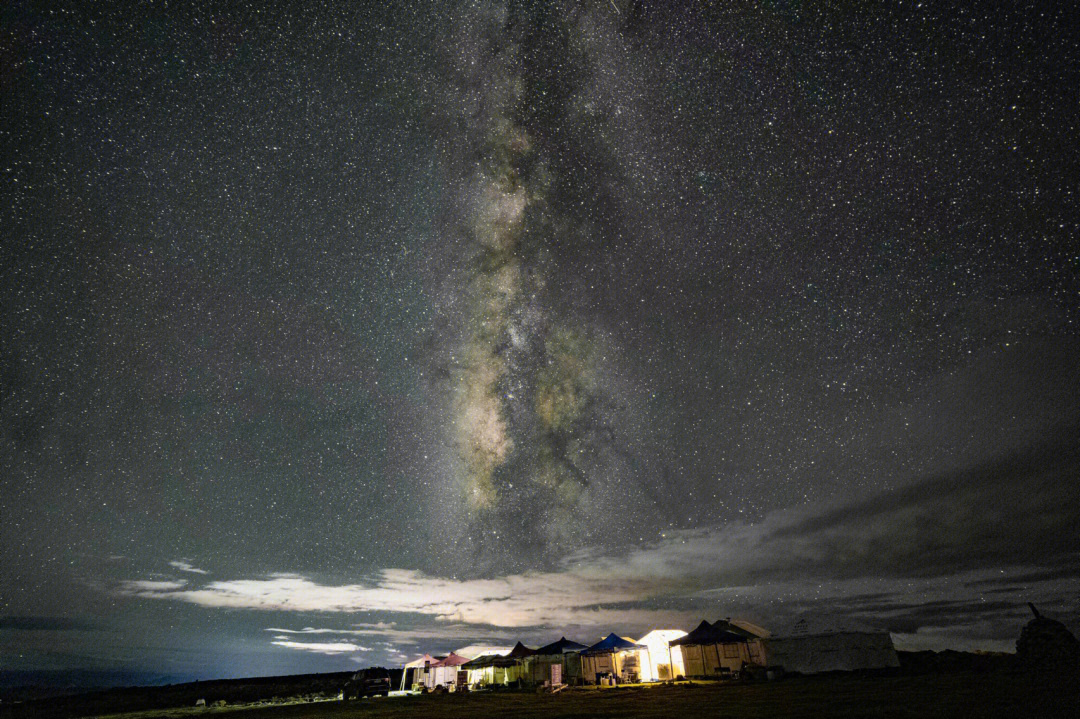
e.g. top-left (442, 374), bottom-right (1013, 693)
top-left (761, 433), bottom-right (1080, 580)
top-left (966, 565), bottom-right (1080, 589)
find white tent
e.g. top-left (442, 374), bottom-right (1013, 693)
top-left (402, 647), bottom-right (513, 691)
top-left (759, 631), bottom-right (899, 674)
top-left (399, 654), bottom-right (438, 691)
top-left (635, 629), bottom-right (688, 681)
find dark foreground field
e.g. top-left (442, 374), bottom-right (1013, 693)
top-left (19, 671), bottom-right (1077, 719)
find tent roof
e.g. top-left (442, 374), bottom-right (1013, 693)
top-left (582, 633), bottom-right (645, 655)
top-left (462, 653), bottom-right (519, 669)
top-left (535, 637), bottom-right (589, 654)
top-left (670, 620), bottom-right (715, 646)
top-left (713, 619), bottom-right (761, 638)
top-left (729, 619), bottom-right (771, 638)
top-left (402, 653), bottom-right (437, 668)
top-left (636, 629), bottom-right (688, 644)
top-left (670, 620), bottom-right (749, 647)
top-left (507, 641), bottom-right (537, 658)
top-left (432, 652), bottom-right (470, 667)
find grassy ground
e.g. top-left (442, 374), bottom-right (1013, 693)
top-left (83, 671), bottom-right (1079, 719)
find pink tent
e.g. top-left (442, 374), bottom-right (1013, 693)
top-left (427, 652), bottom-right (471, 688)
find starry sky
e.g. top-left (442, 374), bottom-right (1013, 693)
top-left (2, 0), bottom-right (1078, 687)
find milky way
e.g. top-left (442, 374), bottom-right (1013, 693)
top-left (431, 2), bottom-right (646, 570)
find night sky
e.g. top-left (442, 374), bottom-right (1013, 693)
top-left (2, 0), bottom-right (1078, 687)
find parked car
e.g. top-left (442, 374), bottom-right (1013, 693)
top-left (342, 668), bottom-right (392, 699)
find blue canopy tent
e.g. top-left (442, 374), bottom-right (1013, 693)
top-left (582, 633), bottom-right (645, 654)
top-left (581, 634), bottom-right (648, 684)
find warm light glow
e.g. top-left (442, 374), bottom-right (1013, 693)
top-left (635, 629), bottom-right (688, 681)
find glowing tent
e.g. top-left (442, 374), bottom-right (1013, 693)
top-left (635, 629), bottom-right (688, 681)
top-left (462, 652), bottom-right (521, 686)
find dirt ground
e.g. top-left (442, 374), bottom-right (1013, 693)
top-left (84, 671), bottom-right (1079, 719)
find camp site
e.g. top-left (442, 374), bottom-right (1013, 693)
top-left (394, 618), bottom-right (900, 692)
top-left (7, 606), bottom-right (1074, 719)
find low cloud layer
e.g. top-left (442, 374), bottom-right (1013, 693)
top-left (120, 436), bottom-right (1079, 653)
top-left (169, 561), bottom-right (210, 575)
top-left (269, 638), bottom-right (371, 655)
